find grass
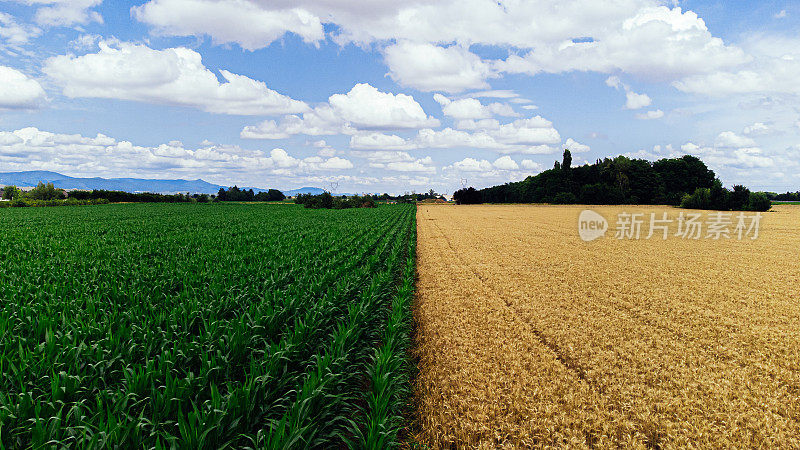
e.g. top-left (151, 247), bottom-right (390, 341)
top-left (0, 202), bottom-right (416, 448)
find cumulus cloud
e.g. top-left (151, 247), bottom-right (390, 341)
top-left (132, 1), bottom-right (749, 86)
top-left (44, 41), bottom-right (308, 115)
top-left (132, 0), bottom-right (323, 50)
top-left (348, 116), bottom-right (561, 154)
top-left (352, 151), bottom-right (435, 173)
top-left (635, 109), bottom-right (664, 120)
top-left (625, 90), bottom-right (652, 110)
top-left (521, 159), bottom-right (543, 171)
top-left (384, 41), bottom-right (495, 93)
top-left (714, 131), bottom-right (756, 148)
top-left (492, 155), bottom-right (519, 170)
top-left (500, 7), bottom-right (747, 80)
top-left (606, 76), bottom-right (653, 110)
top-left (450, 157), bottom-right (493, 172)
top-left (641, 132), bottom-right (788, 178)
top-left (434, 94), bottom-right (519, 119)
top-left (0, 66), bottom-right (46, 109)
top-left (674, 35), bottom-right (800, 97)
top-left (564, 138), bottom-right (591, 153)
top-left (742, 122), bottom-right (774, 137)
top-left (0, 127), bottom-right (354, 184)
top-left (11, 0), bottom-right (103, 27)
top-left (446, 155), bottom-right (528, 176)
top-left (242, 83), bottom-right (439, 138)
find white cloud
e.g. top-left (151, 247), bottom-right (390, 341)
top-left (11, 0), bottom-right (103, 27)
top-left (500, 6), bottom-right (747, 80)
top-left (0, 12), bottom-right (41, 46)
top-left (468, 90), bottom-right (520, 99)
top-left (328, 83), bottom-right (438, 129)
top-left (742, 122), bottom-right (774, 137)
top-left (677, 141), bottom-right (775, 169)
top-left (564, 138), bottom-right (591, 153)
top-left (311, 140), bottom-right (337, 157)
top-left (774, 10), bottom-right (787, 19)
top-left (606, 75), bottom-right (653, 110)
top-left (0, 127), bottom-right (354, 185)
top-left (521, 105), bottom-right (539, 110)
top-left (451, 157), bottom-right (493, 172)
top-left (44, 41), bottom-right (309, 116)
top-left (493, 155), bottom-right (519, 170)
top-left (434, 95), bottom-right (518, 120)
top-left (354, 151), bottom-right (435, 173)
top-left (242, 83), bottom-right (439, 139)
top-left (446, 155), bottom-right (526, 174)
top-left (635, 109), bottom-right (664, 120)
top-left (454, 118), bottom-right (500, 130)
top-left (386, 157), bottom-right (435, 173)
top-left (521, 159), bottom-right (543, 171)
top-left (132, 0), bottom-right (324, 50)
top-left (605, 76), bottom-right (622, 89)
top-left (714, 131), bottom-right (756, 148)
top-left (0, 66), bottom-right (46, 109)
top-left (384, 41), bottom-right (494, 93)
top-left (348, 133), bottom-right (415, 151)
top-left (132, 1), bottom-right (747, 87)
top-left (349, 116), bottom-right (560, 154)
top-left (674, 35), bottom-right (800, 97)
top-left (309, 156), bottom-right (353, 170)
top-left (625, 90), bottom-right (652, 109)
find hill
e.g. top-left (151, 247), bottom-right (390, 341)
top-left (0, 171), bottom-right (324, 196)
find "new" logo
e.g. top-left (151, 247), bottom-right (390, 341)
top-left (578, 210), bottom-right (608, 242)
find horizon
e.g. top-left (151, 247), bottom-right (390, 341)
top-left (1, 1), bottom-right (799, 193)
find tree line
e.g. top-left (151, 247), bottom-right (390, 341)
top-left (1, 183), bottom-right (290, 207)
top-left (294, 192), bottom-right (376, 209)
top-left (453, 151), bottom-right (771, 211)
top-left (216, 186), bottom-right (285, 202)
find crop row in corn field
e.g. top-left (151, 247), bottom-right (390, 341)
top-left (0, 202), bottom-right (416, 448)
top-left (414, 204), bottom-right (800, 448)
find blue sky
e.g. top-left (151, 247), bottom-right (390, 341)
top-left (0, 0), bottom-right (798, 194)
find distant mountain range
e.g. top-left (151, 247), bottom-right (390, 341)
top-left (0, 171), bottom-right (326, 196)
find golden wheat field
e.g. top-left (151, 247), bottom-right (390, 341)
top-left (414, 204), bottom-right (800, 448)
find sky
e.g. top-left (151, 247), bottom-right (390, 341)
top-left (0, 0), bottom-right (798, 194)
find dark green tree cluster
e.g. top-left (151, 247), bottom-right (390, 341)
top-left (453, 151), bottom-right (770, 211)
top-left (1, 185), bottom-right (23, 200)
top-left (216, 186), bottom-right (285, 202)
top-left (768, 191), bottom-right (800, 201)
top-left (452, 187), bottom-right (481, 204)
top-left (69, 189), bottom-right (211, 203)
top-left (680, 181), bottom-right (771, 211)
top-left (295, 192), bottom-right (376, 209)
top-left (28, 182), bottom-right (66, 200)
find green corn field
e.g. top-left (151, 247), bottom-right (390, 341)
top-left (0, 203), bottom-right (417, 449)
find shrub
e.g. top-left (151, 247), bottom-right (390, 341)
top-left (680, 188), bottom-right (712, 210)
top-left (747, 192), bottom-right (771, 212)
top-left (2, 185), bottom-right (22, 200)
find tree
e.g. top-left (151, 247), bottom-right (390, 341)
top-left (267, 189), bottom-right (285, 201)
top-left (28, 182), bottom-right (65, 200)
top-left (562, 149), bottom-right (572, 171)
top-left (2, 185), bottom-right (22, 200)
top-left (453, 187), bottom-right (482, 204)
top-left (747, 192), bottom-right (771, 212)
